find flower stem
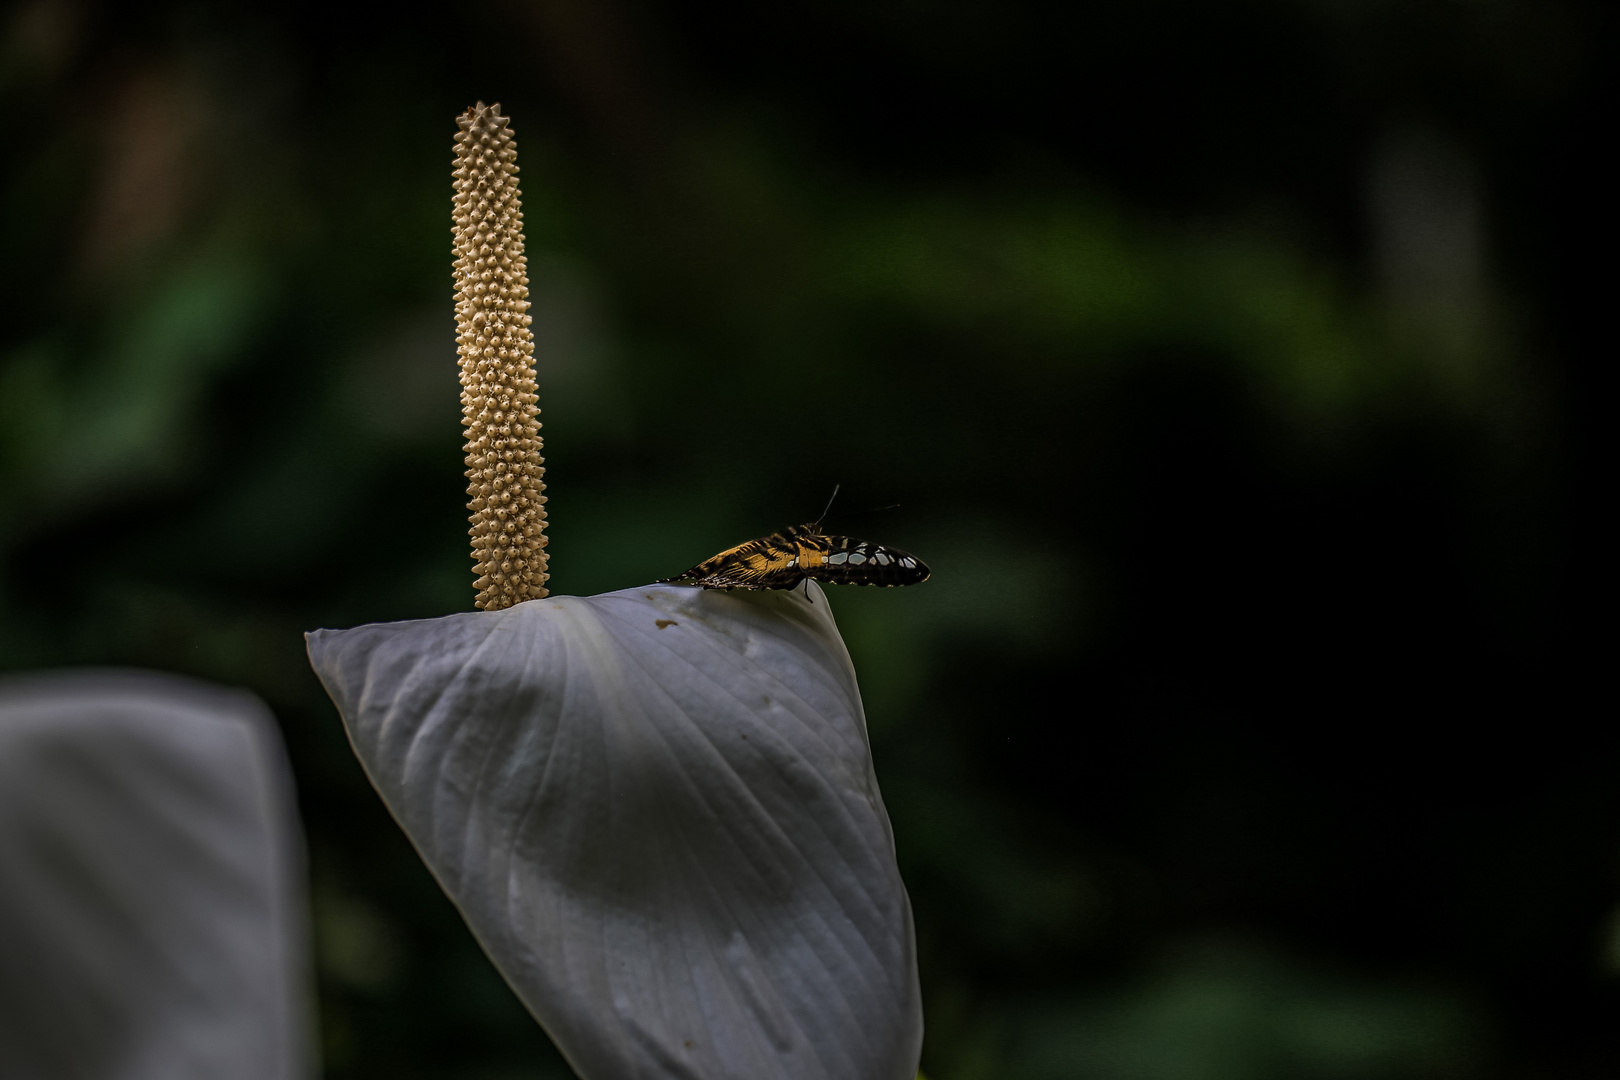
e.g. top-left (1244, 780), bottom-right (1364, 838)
top-left (453, 102), bottom-right (548, 609)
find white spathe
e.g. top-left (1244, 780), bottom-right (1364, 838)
top-left (0, 669), bottom-right (312, 1080)
top-left (306, 582), bottom-right (922, 1080)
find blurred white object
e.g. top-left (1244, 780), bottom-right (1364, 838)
top-left (308, 582), bottom-right (922, 1080)
top-left (1367, 124), bottom-right (1492, 374)
top-left (0, 670), bottom-right (312, 1080)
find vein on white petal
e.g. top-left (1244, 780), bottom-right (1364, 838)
top-left (602, 595), bottom-right (881, 890)
top-left (653, 722), bottom-right (801, 1031)
top-left (473, 608), bottom-right (563, 893)
top-left (453, 635), bottom-right (521, 896)
top-left (583, 594), bottom-right (880, 1075)
top-left (503, 609), bottom-right (574, 925)
top-left (618, 628), bottom-right (899, 1008)
top-left (611, 641), bottom-right (802, 891)
top-left (516, 604), bottom-right (613, 1042)
top-left (597, 595), bottom-right (892, 1072)
top-left (612, 626), bottom-right (882, 975)
top-left (606, 604), bottom-right (849, 781)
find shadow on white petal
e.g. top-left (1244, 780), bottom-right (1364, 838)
top-left (307, 582), bottom-right (921, 1080)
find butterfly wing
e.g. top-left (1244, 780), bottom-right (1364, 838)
top-left (660, 529), bottom-right (810, 590)
top-left (803, 536), bottom-right (930, 588)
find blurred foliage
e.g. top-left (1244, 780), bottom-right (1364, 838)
top-left (0, 0), bottom-right (1607, 1077)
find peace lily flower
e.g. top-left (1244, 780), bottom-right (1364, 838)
top-left (0, 670), bottom-right (311, 1080)
top-left (306, 103), bottom-right (922, 1080)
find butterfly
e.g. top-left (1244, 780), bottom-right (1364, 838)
top-left (660, 489), bottom-right (930, 594)
top-left (661, 524), bottom-right (931, 592)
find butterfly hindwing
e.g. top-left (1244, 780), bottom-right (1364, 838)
top-left (802, 535), bottom-right (930, 588)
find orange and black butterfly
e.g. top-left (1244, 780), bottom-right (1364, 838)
top-left (660, 491), bottom-right (930, 593)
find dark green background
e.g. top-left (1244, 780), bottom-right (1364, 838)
top-left (0, 0), bottom-right (1606, 1076)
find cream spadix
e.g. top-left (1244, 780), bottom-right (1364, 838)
top-left (455, 101), bottom-right (547, 610)
top-left (306, 582), bottom-right (922, 1080)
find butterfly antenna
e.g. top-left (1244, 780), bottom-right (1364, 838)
top-left (815, 484), bottom-right (841, 528)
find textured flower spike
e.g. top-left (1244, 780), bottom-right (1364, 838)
top-left (454, 101), bottom-right (548, 610)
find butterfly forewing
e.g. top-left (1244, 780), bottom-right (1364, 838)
top-left (663, 528), bottom-right (811, 590)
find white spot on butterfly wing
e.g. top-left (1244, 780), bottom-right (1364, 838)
top-left (848, 552), bottom-right (867, 565)
top-left (874, 552), bottom-right (891, 565)
top-left (828, 552), bottom-right (848, 564)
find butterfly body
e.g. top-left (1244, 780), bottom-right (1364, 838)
top-left (662, 523), bottom-right (930, 591)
